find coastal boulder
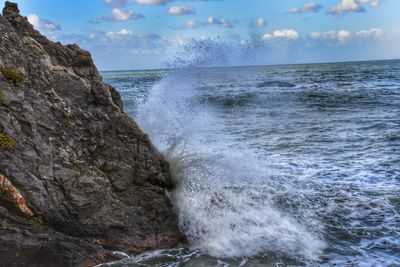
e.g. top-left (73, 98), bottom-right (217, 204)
top-left (0, 1), bottom-right (183, 266)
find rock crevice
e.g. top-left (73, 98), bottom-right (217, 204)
top-left (0, 2), bottom-right (182, 266)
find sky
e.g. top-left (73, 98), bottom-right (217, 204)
top-left (5, 0), bottom-right (400, 70)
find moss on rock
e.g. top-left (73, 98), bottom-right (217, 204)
top-left (0, 66), bottom-right (25, 87)
top-left (0, 132), bottom-right (16, 149)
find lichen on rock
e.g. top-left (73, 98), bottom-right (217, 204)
top-left (0, 131), bottom-right (16, 149)
top-left (0, 65), bottom-right (25, 86)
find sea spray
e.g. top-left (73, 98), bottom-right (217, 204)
top-left (102, 59), bottom-right (400, 266)
top-left (168, 38), bottom-right (301, 69)
top-left (136, 68), bottom-right (326, 261)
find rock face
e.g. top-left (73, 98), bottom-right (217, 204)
top-left (0, 2), bottom-right (182, 266)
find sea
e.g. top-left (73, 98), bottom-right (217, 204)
top-left (100, 59), bottom-right (400, 267)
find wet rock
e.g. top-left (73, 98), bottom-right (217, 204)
top-left (0, 2), bottom-right (183, 266)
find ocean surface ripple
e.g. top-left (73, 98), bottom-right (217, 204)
top-left (102, 60), bottom-right (400, 267)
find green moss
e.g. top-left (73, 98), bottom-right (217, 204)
top-left (0, 132), bottom-right (16, 149)
top-left (24, 39), bottom-right (33, 46)
top-left (0, 66), bottom-right (25, 87)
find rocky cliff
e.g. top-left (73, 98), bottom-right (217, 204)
top-left (0, 2), bottom-right (182, 266)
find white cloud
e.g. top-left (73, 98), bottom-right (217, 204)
top-left (360, 0), bottom-right (380, 7)
top-left (256, 17), bottom-right (266, 27)
top-left (310, 28), bottom-right (384, 43)
top-left (207, 16), bottom-right (233, 28)
top-left (87, 28), bottom-right (168, 52)
top-left (220, 19), bottom-right (232, 28)
top-left (135, 0), bottom-right (170, 5)
top-left (274, 29), bottom-right (300, 39)
top-left (310, 31), bottom-right (338, 40)
top-left (91, 8), bottom-right (144, 23)
top-left (168, 5), bottom-right (195, 15)
top-left (112, 8), bottom-right (134, 20)
top-left (328, 0), bottom-right (363, 14)
top-left (337, 30), bottom-right (352, 42)
top-left (106, 28), bottom-right (133, 38)
top-left (290, 2), bottom-right (323, 14)
top-left (105, 0), bottom-right (172, 6)
top-left (262, 29), bottom-right (299, 41)
top-left (105, 0), bottom-right (130, 8)
top-left (310, 30), bottom-right (351, 42)
top-left (134, 0), bottom-right (220, 5)
top-left (170, 36), bottom-right (187, 46)
top-left (261, 34), bottom-right (271, 40)
top-left (105, 0), bottom-right (172, 7)
top-left (356, 28), bottom-right (383, 38)
top-left (328, 0), bottom-right (380, 15)
top-left (27, 14), bottom-right (40, 28)
top-left (27, 14), bottom-right (61, 31)
top-left (185, 19), bottom-right (197, 29)
top-left (207, 16), bottom-right (216, 24)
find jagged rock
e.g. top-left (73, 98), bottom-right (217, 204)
top-left (0, 1), bottom-right (183, 266)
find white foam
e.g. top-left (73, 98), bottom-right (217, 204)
top-left (137, 70), bottom-right (326, 260)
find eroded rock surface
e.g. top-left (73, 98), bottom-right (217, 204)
top-left (0, 2), bottom-right (182, 266)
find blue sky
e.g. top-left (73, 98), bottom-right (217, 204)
top-left (7, 0), bottom-right (400, 70)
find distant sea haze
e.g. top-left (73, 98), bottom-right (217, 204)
top-left (101, 59), bottom-right (400, 266)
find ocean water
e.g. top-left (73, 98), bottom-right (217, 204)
top-left (101, 60), bottom-right (400, 267)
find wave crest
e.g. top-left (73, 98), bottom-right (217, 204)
top-left (137, 70), bottom-right (326, 261)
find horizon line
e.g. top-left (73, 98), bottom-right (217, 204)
top-left (99, 57), bottom-right (400, 73)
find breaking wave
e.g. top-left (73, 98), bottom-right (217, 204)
top-left (136, 68), bottom-right (326, 261)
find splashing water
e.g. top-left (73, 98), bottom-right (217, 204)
top-left (101, 59), bottom-right (400, 266)
top-left (136, 69), bottom-right (325, 261)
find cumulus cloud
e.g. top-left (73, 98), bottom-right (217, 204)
top-left (112, 8), bottom-right (141, 20)
top-left (256, 17), bottom-right (266, 27)
top-left (328, 0), bottom-right (363, 14)
top-left (328, 0), bottom-right (380, 15)
top-left (262, 29), bottom-right (299, 41)
top-left (27, 14), bottom-right (61, 31)
top-left (290, 2), bottom-right (323, 14)
top-left (105, 28), bottom-right (133, 38)
top-left (360, 0), bottom-right (380, 7)
top-left (356, 28), bottom-right (383, 38)
top-left (105, 0), bottom-right (220, 7)
top-left (310, 30), bottom-right (351, 42)
top-left (310, 28), bottom-right (384, 44)
top-left (310, 31), bottom-right (338, 40)
top-left (337, 30), bottom-right (352, 42)
top-left (105, 0), bottom-right (172, 7)
top-left (168, 5), bottom-right (195, 15)
top-left (135, 0), bottom-right (221, 5)
top-left (91, 8), bottom-right (144, 23)
top-left (87, 28), bottom-right (168, 51)
top-left (207, 16), bottom-right (233, 28)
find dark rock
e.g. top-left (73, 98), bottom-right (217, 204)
top-left (257, 80), bottom-right (296, 88)
top-left (0, 2), bottom-right (183, 266)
